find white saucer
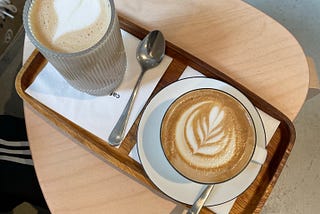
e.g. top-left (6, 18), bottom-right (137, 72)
top-left (137, 77), bottom-right (266, 206)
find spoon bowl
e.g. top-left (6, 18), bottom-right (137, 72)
top-left (137, 30), bottom-right (166, 69)
top-left (108, 30), bottom-right (166, 146)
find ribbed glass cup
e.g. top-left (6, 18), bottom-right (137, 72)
top-left (23, 0), bottom-right (127, 96)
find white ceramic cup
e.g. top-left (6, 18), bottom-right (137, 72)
top-left (160, 88), bottom-right (268, 184)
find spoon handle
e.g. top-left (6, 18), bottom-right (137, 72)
top-left (108, 68), bottom-right (146, 146)
top-left (187, 185), bottom-right (215, 214)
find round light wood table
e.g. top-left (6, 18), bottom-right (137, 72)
top-left (23, 0), bottom-right (309, 213)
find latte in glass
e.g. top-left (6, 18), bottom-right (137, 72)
top-left (23, 0), bottom-right (127, 96)
top-left (160, 89), bottom-right (256, 184)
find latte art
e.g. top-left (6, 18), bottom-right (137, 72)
top-left (53, 0), bottom-right (102, 41)
top-left (161, 89), bottom-right (256, 183)
top-left (179, 102), bottom-right (236, 165)
top-left (184, 103), bottom-right (231, 156)
top-left (29, 0), bottom-right (111, 53)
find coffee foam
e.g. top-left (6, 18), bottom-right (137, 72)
top-left (176, 102), bottom-right (237, 168)
top-left (29, 0), bottom-right (111, 53)
top-left (161, 89), bottom-right (255, 183)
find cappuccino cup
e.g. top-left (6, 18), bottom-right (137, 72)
top-left (23, 0), bottom-right (127, 96)
top-left (160, 88), bottom-right (267, 184)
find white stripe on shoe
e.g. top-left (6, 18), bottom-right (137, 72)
top-left (0, 139), bottom-right (32, 165)
top-left (0, 155), bottom-right (33, 165)
top-left (0, 139), bottom-right (29, 147)
top-left (0, 147), bottom-right (31, 155)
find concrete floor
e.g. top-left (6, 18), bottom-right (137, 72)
top-left (1, 0), bottom-right (319, 213)
top-left (262, 92), bottom-right (320, 214)
top-left (0, 30), bottom-right (24, 118)
top-left (243, 1), bottom-right (320, 213)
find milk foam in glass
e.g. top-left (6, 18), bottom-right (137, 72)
top-left (23, 0), bottom-right (127, 96)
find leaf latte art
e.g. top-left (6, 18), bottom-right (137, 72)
top-left (161, 89), bottom-right (256, 183)
top-left (181, 102), bottom-right (236, 163)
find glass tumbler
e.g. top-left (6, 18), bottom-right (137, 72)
top-left (23, 0), bottom-right (127, 96)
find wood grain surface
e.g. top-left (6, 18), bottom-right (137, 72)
top-left (19, 0), bottom-right (309, 213)
top-left (115, 0), bottom-right (309, 121)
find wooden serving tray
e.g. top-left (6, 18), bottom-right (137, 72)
top-left (16, 17), bottom-right (295, 214)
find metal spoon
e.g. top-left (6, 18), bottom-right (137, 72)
top-left (108, 30), bottom-right (166, 146)
top-left (187, 185), bottom-right (215, 214)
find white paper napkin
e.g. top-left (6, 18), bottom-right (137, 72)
top-left (25, 30), bottom-right (172, 146)
top-left (129, 66), bottom-right (280, 214)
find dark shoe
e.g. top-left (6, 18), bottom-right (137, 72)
top-left (0, 160), bottom-right (50, 213)
top-left (0, 115), bottom-right (31, 165)
top-left (0, 114), bottom-right (50, 213)
top-left (0, 115), bottom-right (27, 141)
